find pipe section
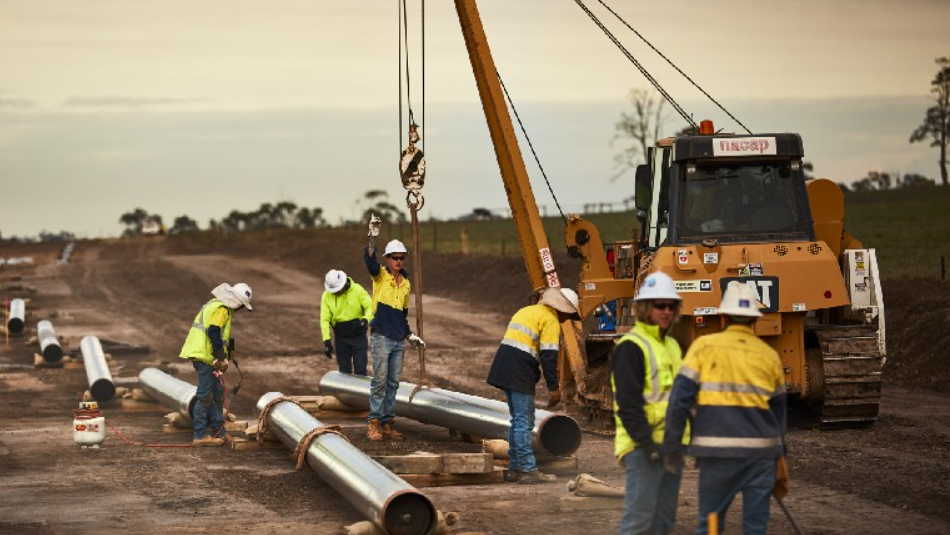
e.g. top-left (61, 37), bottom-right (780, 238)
top-left (319, 371), bottom-right (582, 457)
top-left (37, 320), bottom-right (63, 362)
top-left (257, 392), bottom-right (436, 535)
top-left (7, 298), bottom-right (25, 334)
top-left (138, 368), bottom-right (197, 421)
top-left (81, 335), bottom-right (115, 402)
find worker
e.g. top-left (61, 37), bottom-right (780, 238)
top-left (320, 269), bottom-right (373, 376)
top-left (364, 219), bottom-right (424, 442)
top-left (179, 282), bottom-right (253, 447)
top-left (611, 272), bottom-right (688, 535)
top-left (487, 286), bottom-right (580, 484)
top-left (663, 281), bottom-right (787, 535)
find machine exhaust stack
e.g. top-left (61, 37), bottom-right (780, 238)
top-left (81, 336), bottom-right (115, 402)
top-left (138, 368), bottom-right (197, 421)
top-left (7, 298), bottom-right (25, 334)
top-left (257, 392), bottom-right (437, 535)
top-left (319, 371), bottom-right (582, 457)
top-left (37, 320), bottom-right (64, 363)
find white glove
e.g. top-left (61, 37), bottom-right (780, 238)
top-left (407, 333), bottom-right (426, 348)
top-left (368, 214), bottom-right (381, 237)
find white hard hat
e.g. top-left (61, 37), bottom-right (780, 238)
top-left (212, 282), bottom-right (253, 310)
top-left (324, 269), bottom-right (348, 293)
top-left (718, 281), bottom-right (763, 318)
top-left (540, 287), bottom-right (580, 316)
top-left (230, 283), bottom-right (253, 310)
top-left (635, 272), bottom-right (681, 301)
top-left (384, 239), bottom-right (408, 256)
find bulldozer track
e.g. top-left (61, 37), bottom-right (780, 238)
top-left (811, 325), bottom-right (884, 428)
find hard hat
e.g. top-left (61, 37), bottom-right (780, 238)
top-left (324, 269), bottom-right (348, 293)
top-left (230, 282), bottom-right (253, 311)
top-left (540, 287), bottom-right (580, 316)
top-left (634, 272), bottom-right (681, 301)
top-left (384, 239), bottom-right (408, 256)
top-left (717, 281), bottom-right (762, 318)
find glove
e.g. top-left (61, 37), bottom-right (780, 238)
top-left (368, 214), bottom-right (381, 237)
top-left (324, 340), bottom-right (334, 360)
top-left (774, 456), bottom-right (790, 499)
top-left (213, 360), bottom-right (229, 373)
top-left (212, 347), bottom-right (228, 362)
top-left (407, 333), bottom-right (426, 348)
top-left (547, 390), bottom-right (562, 408)
top-left (663, 450), bottom-right (684, 474)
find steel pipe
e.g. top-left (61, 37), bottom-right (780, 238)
top-left (37, 320), bottom-right (63, 362)
top-left (319, 371), bottom-right (582, 457)
top-left (80, 335), bottom-right (115, 402)
top-left (7, 298), bottom-right (25, 334)
top-left (257, 392), bottom-right (436, 535)
top-left (138, 368), bottom-right (197, 421)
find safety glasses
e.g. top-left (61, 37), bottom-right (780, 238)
top-left (652, 302), bottom-right (678, 311)
top-left (389, 256), bottom-right (406, 262)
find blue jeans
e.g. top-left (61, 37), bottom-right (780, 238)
top-left (619, 448), bottom-right (682, 535)
top-left (695, 457), bottom-right (776, 535)
top-left (503, 388), bottom-right (536, 473)
top-left (335, 334), bottom-right (368, 375)
top-left (368, 332), bottom-right (405, 423)
top-left (192, 361), bottom-right (224, 440)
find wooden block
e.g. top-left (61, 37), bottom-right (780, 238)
top-left (63, 359), bottom-right (84, 370)
top-left (399, 467), bottom-right (505, 488)
top-left (307, 409), bottom-right (369, 420)
top-left (318, 396), bottom-right (364, 412)
top-left (164, 412), bottom-right (192, 429)
top-left (373, 453), bottom-right (442, 475)
top-left (163, 423), bottom-right (191, 434)
top-left (225, 420), bottom-right (248, 433)
top-left (33, 354), bottom-right (64, 369)
top-left (559, 496), bottom-right (624, 512)
top-left (538, 456), bottom-right (579, 474)
top-left (230, 437), bottom-right (281, 451)
top-left (244, 424), bottom-right (281, 442)
top-left (131, 388), bottom-right (155, 402)
top-left (442, 453), bottom-right (494, 474)
top-left (121, 398), bottom-right (167, 413)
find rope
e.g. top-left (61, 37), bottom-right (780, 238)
top-left (496, 71), bottom-right (567, 226)
top-left (572, 0), bottom-right (697, 129)
top-left (292, 425), bottom-right (349, 471)
top-left (256, 395), bottom-right (304, 446)
top-left (594, 0), bottom-right (752, 135)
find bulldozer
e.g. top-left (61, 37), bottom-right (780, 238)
top-left (452, 0), bottom-right (885, 430)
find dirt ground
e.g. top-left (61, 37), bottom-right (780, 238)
top-left (1, 236), bottom-right (949, 535)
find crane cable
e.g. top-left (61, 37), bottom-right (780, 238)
top-left (593, 0), bottom-right (753, 135)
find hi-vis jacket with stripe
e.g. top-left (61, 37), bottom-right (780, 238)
top-left (364, 247), bottom-right (411, 341)
top-left (611, 321), bottom-right (689, 462)
top-left (320, 278), bottom-right (373, 342)
top-left (179, 299), bottom-right (232, 366)
top-left (663, 323), bottom-right (786, 459)
top-left (487, 304), bottom-right (561, 395)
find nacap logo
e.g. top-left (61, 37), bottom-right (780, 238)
top-left (719, 277), bottom-right (779, 313)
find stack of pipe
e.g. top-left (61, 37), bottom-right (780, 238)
top-left (81, 336), bottom-right (115, 402)
top-left (138, 368), bottom-right (197, 421)
top-left (257, 392), bottom-right (436, 535)
top-left (318, 371), bottom-right (582, 457)
top-left (7, 298), bottom-right (25, 334)
top-left (37, 320), bottom-right (64, 363)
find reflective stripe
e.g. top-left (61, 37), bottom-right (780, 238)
top-left (540, 343), bottom-right (559, 352)
top-left (679, 366), bottom-right (700, 381)
top-left (700, 382), bottom-right (774, 397)
top-left (190, 299), bottom-right (216, 334)
top-left (626, 332), bottom-right (662, 403)
top-left (691, 436), bottom-right (783, 448)
top-left (500, 339), bottom-right (539, 359)
top-left (508, 322), bottom-right (540, 342)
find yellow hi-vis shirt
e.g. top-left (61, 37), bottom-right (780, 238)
top-left (179, 299), bottom-right (232, 366)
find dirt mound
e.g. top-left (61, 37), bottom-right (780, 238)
top-left (881, 278), bottom-right (950, 392)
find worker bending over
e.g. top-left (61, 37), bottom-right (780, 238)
top-left (663, 281), bottom-right (787, 535)
top-left (321, 269), bottom-right (373, 375)
top-left (487, 286), bottom-right (579, 484)
top-left (179, 282), bottom-right (253, 447)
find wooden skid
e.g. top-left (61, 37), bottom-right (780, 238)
top-left (373, 453), bottom-right (494, 475)
top-left (559, 496), bottom-right (624, 512)
top-left (399, 467), bottom-right (505, 487)
top-left (33, 353), bottom-right (64, 369)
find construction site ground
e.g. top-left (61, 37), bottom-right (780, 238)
top-left (1, 236), bottom-right (949, 535)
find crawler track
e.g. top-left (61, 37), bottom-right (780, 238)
top-left (811, 325), bottom-right (885, 428)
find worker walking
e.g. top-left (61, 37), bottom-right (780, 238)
top-left (321, 269), bottom-right (373, 375)
top-left (612, 272), bottom-right (688, 535)
top-left (663, 281), bottom-right (787, 535)
top-left (487, 286), bottom-right (579, 484)
top-left (179, 282), bottom-right (253, 447)
top-left (364, 219), bottom-right (425, 442)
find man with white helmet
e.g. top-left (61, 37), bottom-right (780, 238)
top-left (320, 269), bottom-right (373, 375)
top-left (663, 281), bottom-right (787, 535)
top-left (611, 271), bottom-right (688, 535)
top-left (487, 285), bottom-right (580, 484)
top-left (179, 282), bottom-right (253, 447)
top-left (363, 220), bottom-right (425, 442)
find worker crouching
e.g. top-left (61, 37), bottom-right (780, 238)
top-left (321, 269), bottom-right (373, 375)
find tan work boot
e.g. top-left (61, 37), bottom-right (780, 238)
top-left (517, 470), bottom-right (557, 484)
top-left (367, 419), bottom-right (384, 442)
top-left (193, 436), bottom-right (225, 447)
top-left (381, 420), bottom-right (405, 441)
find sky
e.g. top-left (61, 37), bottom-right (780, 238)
top-left (0, 0), bottom-right (948, 238)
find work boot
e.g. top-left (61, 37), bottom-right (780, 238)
top-left (517, 470), bottom-right (557, 484)
top-left (381, 420), bottom-right (405, 441)
top-left (504, 469), bottom-right (521, 483)
top-left (193, 436), bottom-right (225, 447)
top-left (367, 419), bottom-right (384, 442)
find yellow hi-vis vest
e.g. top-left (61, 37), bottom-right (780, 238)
top-left (179, 299), bottom-right (232, 366)
top-left (612, 321), bottom-right (689, 461)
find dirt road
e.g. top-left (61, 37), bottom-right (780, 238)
top-left (1, 238), bottom-right (948, 534)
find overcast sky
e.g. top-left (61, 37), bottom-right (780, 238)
top-left (1, 0), bottom-right (948, 238)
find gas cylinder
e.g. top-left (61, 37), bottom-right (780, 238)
top-left (74, 401), bottom-right (106, 448)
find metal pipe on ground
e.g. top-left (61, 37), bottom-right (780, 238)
top-left (7, 298), bottom-right (25, 334)
top-left (138, 367), bottom-right (196, 421)
top-left (257, 392), bottom-right (436, 535)
top-left (37, 320), bottom-right (63, 363)
top-left (81, 336), bottom-right (115, 402)
top-left (318, 371), bottom-right (582, 457)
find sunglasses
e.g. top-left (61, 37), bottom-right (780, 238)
top-left (652, 302), bottom-right (678, 311)
top-left (389, 256), bottom-right (406, 261)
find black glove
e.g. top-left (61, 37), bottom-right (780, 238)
top-left (324, 340), bottom-right (334, 360)
top-left (212, 347), bottom-right (228, 362)
top-left (663, 450), bottom-right (685, 474)
top-left (641, 440), bottom-right (661, 463)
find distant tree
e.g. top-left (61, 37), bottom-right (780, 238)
top-left (119, 207), bottom-right (149, 236)
top-left (613, 87), bottom-right (668, 180)
top-left (898, 172), bottom-right (935, 188)
top-left (38, 230), bottom-right (76, 242)
top-left (358, 190), bottom-right (407, 225)
top-left (837, 182), bottom-right (851, 193)
top-left (293, 207), bottom-right (327, 228)
top-left (802, 162), bottom-right (815, 181)
top-left (169, 215), bottom-right (199, 234)
top-left (910, 56), bottom-right (950, 186)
